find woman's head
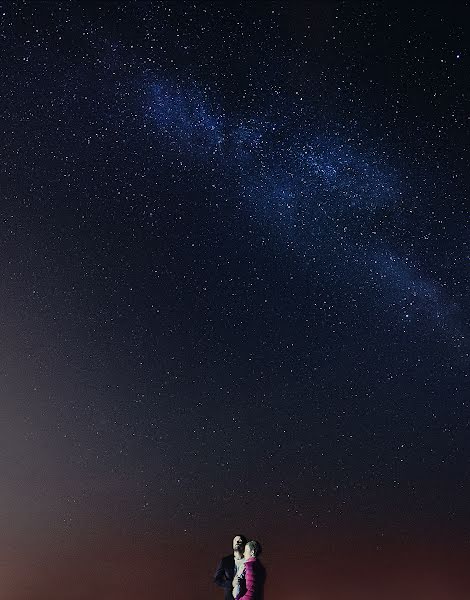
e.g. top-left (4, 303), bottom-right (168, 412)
top-left (244, 540), bottom-right (262, 559)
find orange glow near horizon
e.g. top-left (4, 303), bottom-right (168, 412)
top-left (3, 531), bottom-right (470, 599)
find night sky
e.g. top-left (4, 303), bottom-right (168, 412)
top-left (2, 2), bottom-right (469, 599)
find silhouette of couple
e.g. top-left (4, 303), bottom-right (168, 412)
top-left (214, 535), bottom-right (266, 600)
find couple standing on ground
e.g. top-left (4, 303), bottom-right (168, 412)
top-left (214, 534), bottom-right (266, 600)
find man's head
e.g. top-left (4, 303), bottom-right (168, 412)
top-left (232, 534), bottom-right (247, 555)
top-left (244, 540), bottom-right (262, 559)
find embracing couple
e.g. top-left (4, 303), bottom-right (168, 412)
top-left (214, 534), bottom-right (266, 600)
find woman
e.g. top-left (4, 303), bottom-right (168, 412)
top-left (237, 540), bottom-right (266, 600)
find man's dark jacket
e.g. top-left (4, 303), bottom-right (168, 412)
top-left (214, 554), bottom-right (235, 600)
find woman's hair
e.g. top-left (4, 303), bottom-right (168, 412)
top-left (246, 540), bottom-right (262, 557)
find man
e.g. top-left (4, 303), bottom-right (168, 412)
top-left (214, 534), bottom-right (247, 600)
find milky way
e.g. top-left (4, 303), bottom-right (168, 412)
top-left (144, 77), bottom-right (462, 336)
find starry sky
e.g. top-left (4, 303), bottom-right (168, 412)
top-left (1, 2), bottom-right (469, 599)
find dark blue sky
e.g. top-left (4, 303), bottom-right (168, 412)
top-left (1, 2), bottom-right (469, 598)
